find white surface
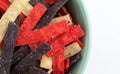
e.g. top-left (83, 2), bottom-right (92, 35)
top-left (82, 0), bottom-right (120, 74)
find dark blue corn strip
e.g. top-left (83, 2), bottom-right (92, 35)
top-left (30, 0), bottom-right (49, 8)
top-left (14, 43), bottom-right (51, 72)
top-left (14, 15), bottom-right (21, 27)
top-left (34, 0), bottom-right (68, 29)
top-left (29, 66), bottom-right (48, 74)
top-left (70, 53), bottom-right (81, 66)
top-left (0, 22), bottom-right (19, 74)
top-left (0, 59), bottom-right (7, 74)
top-left (12, 45), bottom-right (31, 65)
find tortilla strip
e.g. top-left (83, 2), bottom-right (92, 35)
top-left (15, 43), bottom-right (51, 72)
top-left (29, 67), bottom-right (48, 74)
top-left (1, 22), bottom-right (19, 74)
top-left (64, 42), bottom-right (82, 59)
top-left (0, 0), bottom-right (29, 42)
top-left (22, 3), bottom-right (33, 16)
top-left (50, 14), bottom-right (73, 25)
top-left (35, 0), bottom-right (69, 29)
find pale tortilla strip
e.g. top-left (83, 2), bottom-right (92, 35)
top-left (50, 14), bottom-right (73, 25)
top-left (40, 16), bottom-right (73, 70)
top-left (47, 69), bottom-right (53, 74)
top-left (22, 3), bottom-right (33, 16)
top-left (64, 42), bottom-right (82, 59)
top-left (40, 42), bottom-right (81, 70)
top-left (9, 0), bottom-right (33, 16)
top-left (0, 0), bottom-right (29, 42)
top-left (40, 55), bottom-right (52, 70)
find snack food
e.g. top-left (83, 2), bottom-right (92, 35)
top-left (0, 0), bottom-right (85, 74)
top-left (0, 22), bottom-right (19, 74)
top-left (0, 0), bottom-right (29, 42)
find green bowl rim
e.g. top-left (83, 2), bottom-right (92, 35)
top-left (72, 0), bottom-right (91, 74)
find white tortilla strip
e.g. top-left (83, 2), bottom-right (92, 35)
top-left (50, 14), bottom-right (73, 25)
top-left (22, 3), bottom-right (33, 16)
top-left (64, 42), bottom-right (82, 59)
top-left (9, 0), bottom-right (33, 16)
top-left (0, 0), bottom-right (29, 42)
top-left (40, 55), bottom-right (52, 70)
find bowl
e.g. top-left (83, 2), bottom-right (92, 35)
top-left (66, 0), bottom-right (90, 74)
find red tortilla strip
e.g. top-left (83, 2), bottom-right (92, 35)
top-left (76, 39), bottom-right (84, 48)
top-left (0, 43), bottom-right (2, 48)
top-left (29, 25), bottom-right (84, 56)
top-left (50, 25), bottom-right (84, 73)
top-left (61, 6), bottom-right (68, 14)
top-left (20, 3), bottom-right (46, 32)
top-left (46, 25), bottom-right (84, 56)
top-left (3, 0), bottom-right (11, 4)
top-left (64, 58), bottom-right (70, 69)
top-left (20, 13), bottom-right (25, 25)
top-left (58, 12), bottom-right (62, 16)
top-left (0, 0), bottom-right (10, 12)
top-left (52, 48), bottom-right (64, 74)
top-left (16, 20), bottom-right (69, 46)
top-left (18, 13), bottom-right (83, 74)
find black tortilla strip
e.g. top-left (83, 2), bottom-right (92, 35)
top-left (70, 53), bottom-right (81, 66)
top-left (30, 60), bottom-right (40, 68)
top-left (14, 43), bottom-right (51, 72)
top-left (0, 59), bottom-right (7, 74)
top-left (12, 15), bottom-right (30, 70)
top-left (1, 22), bottom-right (19, 74)
top-left (12, 45), bottom-right (31, 65)
top-left (65, 53), bottom-right (82, 74)
top-left (14, 15), bottom-right (21, 27)
top-left (34, 0), bottom-right (69, 29)
top-left (29, 66), bottom-right (48, 74)
top-left (10, 69), bottom-right (18, 74)
top-left (30, 0), bottom-right (49, 8)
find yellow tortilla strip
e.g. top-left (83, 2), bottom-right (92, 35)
top-left (64, 42), bottom-right (82, 59)
top-left (50, 14), bottom-right (73, 25)
top-left (0, 0), bottom-right (29, 42)
top-left (22, 3), bottom-right (33, 16)
top-left (47, 69), bottom-right (53, 74)
top-left (40, 55), bottom-right (52, 70)
top-left (9, 0), bottom-right (33, 16)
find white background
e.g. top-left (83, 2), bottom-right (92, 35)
top-left (82, 0), bottom-right (120, 74)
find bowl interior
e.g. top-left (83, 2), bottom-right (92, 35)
top-left (66, 0), bottom-right (90, 74)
